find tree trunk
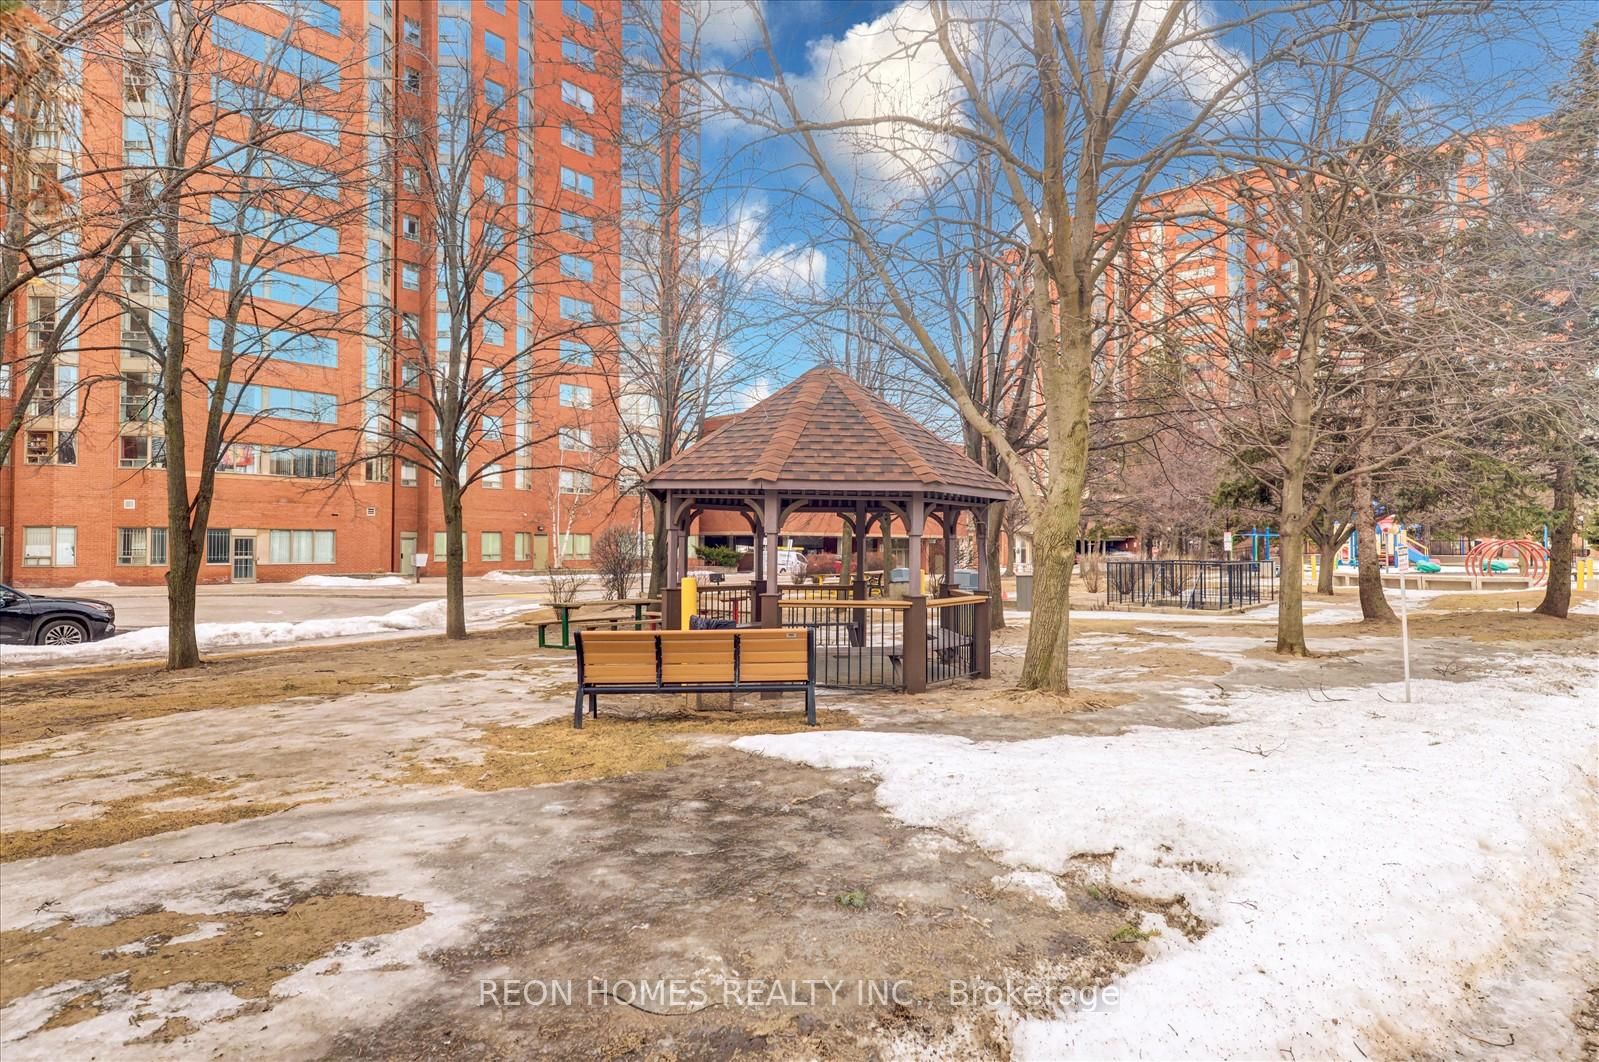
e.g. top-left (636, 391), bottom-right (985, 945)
top-left (1018, 496), bottom-right (1079, 690)
top-left (1533, 453), bottom-right (1576, 619)
top-left (443, 483), bottom-right (467, 639)
top-left (647, 498), bottom-right (667, 597)
top-left (1309, 513), bottom-right (1336, 596)
top-left (1353, 470), bottom-right (1396, 622)
top-left (165, 536), bottom-right (202, 670)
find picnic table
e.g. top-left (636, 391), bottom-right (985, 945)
top-left (537, 598), bottom-right (660, 650)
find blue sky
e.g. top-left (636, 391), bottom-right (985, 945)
top-left (690, 0), bottom-right (1594, 409)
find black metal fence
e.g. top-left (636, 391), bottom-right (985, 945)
top-left (926, 596), bottom-right (981, 685)
top-left (780, 600), bottom-right (908, 689)
top-left (1105, 560), bottom-right (1271, 610)
top-left (698, 584), bottom-right (756, 625)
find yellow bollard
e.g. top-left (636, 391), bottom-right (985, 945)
top-left (680, 576), bottom-right (697, 630)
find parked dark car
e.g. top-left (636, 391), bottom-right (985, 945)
top-left (0, 584), bottom-right (116, 646)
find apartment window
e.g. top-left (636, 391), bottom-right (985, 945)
top-left (561, 167), bottom-right (594, 198)
top-left (24, 430), bottom-right (75, 465)
top-left (483, 269), bottom-right (505, 297)
top-left (117, 526), bottom-right (170, 566)
top-left (27, 295), bottom-right (56, 351)
top-left (0, 362), bottom-right (10, 398)
top-left (562, 38), bottom-right (594, 69)
top-left (562, 123), bottom-right (595, 156)
top-left (124, 242), bottom-right (152, 294)
top-left (560, 469), bottom-right (593, 495)
top-left (121, 372), bottom-right (161, 422)
top-left (483, 128), bottom-right (505, 156)
top-left (484, 79), bottom-right (506, 108)
top-left (559, 296), bottom-right (593, 322)
top-left (560, 339), bottom-right (592, 366)
top-left (402, 166), bottom-right (420, 192)
top-left (23, 526), bottom-right (76, 567)
top-left (403, 67), bottom-right (420, 93)
top-left (402, 214), bottom-right (421, 240)
top-left (482, 320), bottom-right (506, 345)
top-left (559, 531), bottom-right (592, 558)
top-left (561, 254), bottom-right (594, 281)
top-left (564, 0), bottom-right (594, 27)
top-left (482, 464), bottom-right (503, 490)
top-left (119, 434), bottom-right (167, 468)
top-left (479, 530), bottom-right (503, 560)
top-left (561, 211), bottom-right (593, 240)
top-left (559, 427), bottom-right (592, 452)
top-left (433, 531), bottom-right (447, 558)
top-left (267, 529), bottom-right (336, 564)
top-left (402, 16), bottom-right (420, 45)
top-left (484, 31), bottom-right (505, 63)
top-left (401, 313), bottom-right (421, 341)
top-left (561, 81), bottom-right (594, 113)
top-left (515, 532), bottom-right (531, 561)
top-left (483, 175), bottom-right (506, 203)
top-left (482, 414), bottom-right (503, 440)
top-left (401, 461), bottom-right (418, 486)
top-left (206, 528), bottom-right (232, 564)
top-left (402, 263), bottom-right (420, 290)
top-left (124, 61), bottom-right (154, 103)
top-left (560, 383), bottom-right (592, 408)
top-left (365, 455), bottom-right (391, 483)
top-left (402, 116), bottom-right (421, 139)
top-left (484, 0), bottom-right (505, 12)
top-left (264, 447), bottom-right (338, 478)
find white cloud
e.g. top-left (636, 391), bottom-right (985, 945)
top-left (697, 200), bottom-right (827, 294)
top-left (689, 0), bottom-right (765, 59)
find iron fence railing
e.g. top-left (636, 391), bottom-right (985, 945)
top-left (1105, 559), bottom-right (1271, 610)
top-left (697, 584), bottom-right (756, 625)
top-left (780, 599), bottom-right (908, 689)
top-left (926, 596), bottom-right (982, 685)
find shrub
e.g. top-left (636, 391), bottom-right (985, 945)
top-left (1080, 552), bottom-right (1103, 594)
top-left (805, 552), bottom-right (840, 576)
top-left (545, 566), bottom-right (584, 604)
top-left (592, 526), bottom-right (641, 600)
top-left (695, 544), bottom-right (739, 568)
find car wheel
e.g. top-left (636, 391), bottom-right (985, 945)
top-left (37, 619), bottom-right (88, 646)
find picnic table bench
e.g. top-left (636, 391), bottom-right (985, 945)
top-left (572, 628), bottom-right (816, 728)
top-left (536, 598), bottom-right (659, 650)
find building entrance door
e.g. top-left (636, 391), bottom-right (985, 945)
top-left (232, 535), bottom-right (256, 583)
top-left (534, 533), bottom-right (549, 569)
top-left (399, 533), bottom-right (417, 576)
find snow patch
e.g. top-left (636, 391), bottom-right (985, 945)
top-left (0, 599), bottom-right (539, 667)
top-left (70, 580), bottom-right (118, 589)
top-left (733, 657), bottom-right (1599, 1059)
top-left (292, 575), bottom-right (411, 588)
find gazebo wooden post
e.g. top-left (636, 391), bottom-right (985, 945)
top-left (760, 491), bottom-right (782, 629)
top-left (662, 491), bottom-right (682, 628)
top-left (903, 494), bottom-right (928, 694)
top-left (973, 507), bottom-right (992, 678)
top-left (851, 502), bottom-right (868, 601)
top-left (941, 508), bottom-right (957, 591)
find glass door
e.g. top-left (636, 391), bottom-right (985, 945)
top-left (231, 535), bottom-right (256, 582)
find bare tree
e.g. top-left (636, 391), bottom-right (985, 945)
top-left (110, 1), bottom-right (373, 668)
top-left (355, 32), bottom-right (612, 637)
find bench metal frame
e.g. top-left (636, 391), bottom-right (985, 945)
top-left (572, 628), bottom-right (817, 729)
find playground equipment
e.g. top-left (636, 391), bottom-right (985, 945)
top-left (1465, 539), bottom-right (1548, 586)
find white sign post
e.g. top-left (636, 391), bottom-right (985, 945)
top-left (1395, 529), bottom-right (1411, 702)
top-left (414, 553), bottom-right (429, 585)
top-left (1223, 530), bottom-right (1234, 559)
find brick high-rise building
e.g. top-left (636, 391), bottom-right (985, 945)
top-left (1, 0), bottom-right (634, 587)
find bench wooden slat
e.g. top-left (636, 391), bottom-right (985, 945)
top-left (573, 628), bottom-right (815, 729)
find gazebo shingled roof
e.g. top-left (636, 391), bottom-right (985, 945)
top-left (645, 366), bottom-right (1011, 503)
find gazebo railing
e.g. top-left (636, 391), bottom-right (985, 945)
top-left (779, 598), bottom-right (909, 689)
top-left (926, 595), bottom-right (984, 685)
top-left (698, 584), bottom-right (757, 625)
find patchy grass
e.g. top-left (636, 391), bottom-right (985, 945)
top-left (1109, 922), bottom-right (1161, 943)
top-left (835, 887), bottom-right (869, 910)
top-left (0, 894), bottom-right (425, 1019)
top-left (401, 707), bottom-right (857, 791)
top-left (1316, 610), bottom-right (1599, 645)
top-left (0, 628), bottom-right (548, 749)
top-left (0, 775), bottom-right (292, 863)
top-left (1422, 588), bottom-right (1598, 613)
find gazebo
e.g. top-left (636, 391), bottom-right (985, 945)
top-left (643, 366), bottom-right (1012, 693)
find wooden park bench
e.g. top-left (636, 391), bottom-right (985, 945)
top-left (571, 628), bottom-right (816, 728)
